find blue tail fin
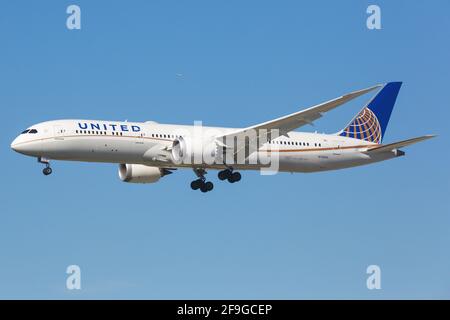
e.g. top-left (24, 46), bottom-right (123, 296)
top-left (339, 82), bottom-right (402, 144)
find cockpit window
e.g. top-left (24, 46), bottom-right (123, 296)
top-left (21, 129), bottom-right (30, 134)
top-left (28, 129), bottom-right (38, 134)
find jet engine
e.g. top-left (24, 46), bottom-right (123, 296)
top-left (118, 164), bottom-right (172, 183)
top-left (171, 135), bottom-right (219, 165)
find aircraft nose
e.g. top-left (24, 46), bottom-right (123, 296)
top-left (10, 136), bottom-right (29, 154)
top-left (11, 135), bottom-right (42, 156)
top-left (10, 137), bottom-right (19, 152)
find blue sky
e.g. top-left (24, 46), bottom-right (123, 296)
top-left (0, 0), bottom-right (449, 299)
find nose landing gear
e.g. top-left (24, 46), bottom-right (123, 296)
top-left (38, 157), bottom-right (52, 176)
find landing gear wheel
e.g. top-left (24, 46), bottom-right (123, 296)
top-left (200, 182), bottom-right (208, 193)
top-left (192, 168), bottom-right (214, 193)
top-left (205, 181), bottom-right (214, 191)
top-left (190, 179), bottom-right (202, 190)
top-left (228, 172), bottom-right (241, 183)
top-left (43, 167), bottom-right (52, 176)
top-left (218, 169), bottom-right (231, 181)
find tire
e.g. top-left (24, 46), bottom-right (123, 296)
top-left (43, 167), bottom-right (52, 176)
top-left (218, 170), bottom-right (227, 180)
top-left (228, 172), bottom-right (241, 183)
top-left (218, 169), bottom-right (232, 181)
top-left (190, 179), bottom-right (201, 190)
top-left (205, 181), bottom-right (214, 191)
top-left (200, 183), bottom-right (208, 193)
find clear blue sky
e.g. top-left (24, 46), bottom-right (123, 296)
top-left (1, 0), bottom-right (449, 299)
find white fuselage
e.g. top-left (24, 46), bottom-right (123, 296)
top-left (10, 119), bottom-right (399, 173)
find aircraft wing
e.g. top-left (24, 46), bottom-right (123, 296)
top-left (366, 135), bottom-right (436, 153)
top-left (143, 144), bottom-right (172, 162)
top-left (216, 84), bottom-right (382, 144)
top-left (215, 84), bottom-right (382, 162)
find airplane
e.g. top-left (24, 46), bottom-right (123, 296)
top-left (10, 82), bottom-right (434, 193)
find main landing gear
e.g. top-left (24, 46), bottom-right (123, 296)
top-left (38, 157), bottom-right (52, 176)
top-left (190, 168), bottom-right (242, 192)
top-left (218, 168), bottom-right (241, 183)
top-left (190, 168), bottom-right (214, 193)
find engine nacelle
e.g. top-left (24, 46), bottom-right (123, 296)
top-left (118, 164), bottom-right (164, 183)
top-left (171, 136), bottom-right (219, 165)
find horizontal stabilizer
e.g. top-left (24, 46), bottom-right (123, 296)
top-left (366, 135), bottom-right (436, 153)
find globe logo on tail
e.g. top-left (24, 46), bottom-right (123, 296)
top-left (340, 107), bottom-right (382, 143)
